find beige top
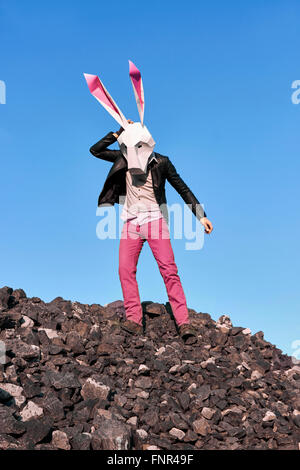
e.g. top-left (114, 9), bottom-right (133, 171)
top-left (121, 156), bottom-right (163, 225)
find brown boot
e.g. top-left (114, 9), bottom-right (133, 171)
top-left (179, 323), bottom-right (198, 344)
top-left (120, 319), bottom-right (143, 335)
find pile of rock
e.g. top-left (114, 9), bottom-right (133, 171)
top-left (0, 286), bottom-right (299, 450)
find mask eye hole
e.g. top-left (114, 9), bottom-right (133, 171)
top-left (120, 143), bottom-right (127, 154)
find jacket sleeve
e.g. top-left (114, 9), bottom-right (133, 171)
top-left (165, 157), bottom-right (207, 220)
top-left (89, 131), bottom-right (122, 163)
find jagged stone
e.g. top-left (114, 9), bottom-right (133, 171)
top-left (201, 407), bottom-right (215, 420)
top-left (142, 408), bottom-right (159, 427)
top-left (20, 316), bottom-right (34, 329)
top-left (41, 392), bottom-right (65, 421)
top-left (23, 417), bottom-right (53, 445)
top-left (0, 383), bottom-right (23, 398)
top-left (20, 374), bottom-right (42, 398)
top-left (71, 432), bottom-right (91, 450)
top-left (169, 427), bottom-right (185, 440)
top-left (195, 384), bottom-right (211, 401)
top-left (0, 287), bottom-right (14, 311)
top-left (81, 377), bottom-right (110, 401)
top-left (38, 328), bottom-right (59, 339)
top-left (178, 391), bottom-right (190, 410)
top-left (0, 406), bottom-right (26, 435)
top-left (20, 401), bottom-right (44, 421)
top-left (66, 331), bottom-right (85, 354)
top-left (143, 302), bottom-right (165, 316)
top-left (134, 376), bottom-right (152, 389)
top-left (192, 417), bottom-right (211, 436)
top-left (0, 433), bottom-right (24, 449)
top-left (91, 417), bottom-right (131, 450)
top-left (51, 430), bottom-right (71, 450)
top-left (46, 371), bottom-right (81, 390)
top-left (6, 340), bottom-right (40, 360)
top-left (263, 411), bottom-right (276, 422)
top-left (127, 416), bottom-right (138, 426)
top-left (137, 364), bottom-right (150, 375)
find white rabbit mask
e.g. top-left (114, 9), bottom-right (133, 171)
top-left (84, 61), bottom-right (156, 186)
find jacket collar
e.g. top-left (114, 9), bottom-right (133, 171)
top-left (106, 151), bottom-right (158, 181)
top-left (148, 152), bottom-right (158, 165)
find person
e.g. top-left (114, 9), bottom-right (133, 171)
top-left (89, 119), bottom-right (213, 343)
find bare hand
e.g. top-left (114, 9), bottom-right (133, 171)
top-left (200, 217), bottom-right (213, 234)
top-left (113, 119), bottom-right (134, 138)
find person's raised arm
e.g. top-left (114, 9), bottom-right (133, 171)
top-left (89, 119), bottom-right (134, 163)
top-left (89, 130), bottom-right (122, 163)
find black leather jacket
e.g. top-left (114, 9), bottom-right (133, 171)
top-left (90, 131), bottom-right (207, 224)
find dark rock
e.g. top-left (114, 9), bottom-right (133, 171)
top-left (66, 331), bottom-right (85, 354)
top-left (91, 417), bottom-right (131, 450)
top-left (230, 327), bottom-right (244, 336)
top-left (49, 344), bottom-right (65, 355)
top-left (20, 374), bottom-right (42, 398)
top-left (0, 433), bottom-right (25, 449)
top-left (23, 417), bottom-right (53, 445)
top-left (142, 302), bottom-right (165, 316)
top-left (37, 329), bottom-right (51, 345)
top-left (72, 399), bottom-right (98, 423)
top-left (142, 408), bottom-right (159, 427)
top-left (0, 315), bottom-right (17, 330)
top-left (183, 429), bottom-right (198, 442)
top-left (135, 376), bottom-right (152, 389)
top-left (169, 412), bottom-right (189, 430)
top-left (12, 289), bottom-right (27, 301)
top-left (0, 406), bottom-right (26, 435)
top-left (47, 371), bottom-right (81, 390)
top-left (226, 377), bottom-right (244, 388)
top-left (42, 392), bottom-right (65, 422)
top-left (195, 384), bottom-right (211, 401)
top-left (6, 340), bottom-right (40, 361)
top-left (97, 342), bottom-right (115, 356)
top-left (178, 391), bottom-right (190, 410)
top-left (215, 399), bottom-right (228, 410)
top-left (71, 432), bottom-right (91, 450)
top-left (0, 286), bottom-right (15, 311)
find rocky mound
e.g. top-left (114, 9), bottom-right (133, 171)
top-left (0, 285), bottom-right (299, 450)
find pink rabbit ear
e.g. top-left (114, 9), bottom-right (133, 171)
top-left (83, 73), bottom-right (127, 127)
top-left (129, 60), bottom-right (145, 125)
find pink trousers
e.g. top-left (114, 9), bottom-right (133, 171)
top-left (118, 217), bottom-right (190, 327)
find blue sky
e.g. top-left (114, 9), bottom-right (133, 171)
top-left (1, 0), bottom-right (299, 357)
